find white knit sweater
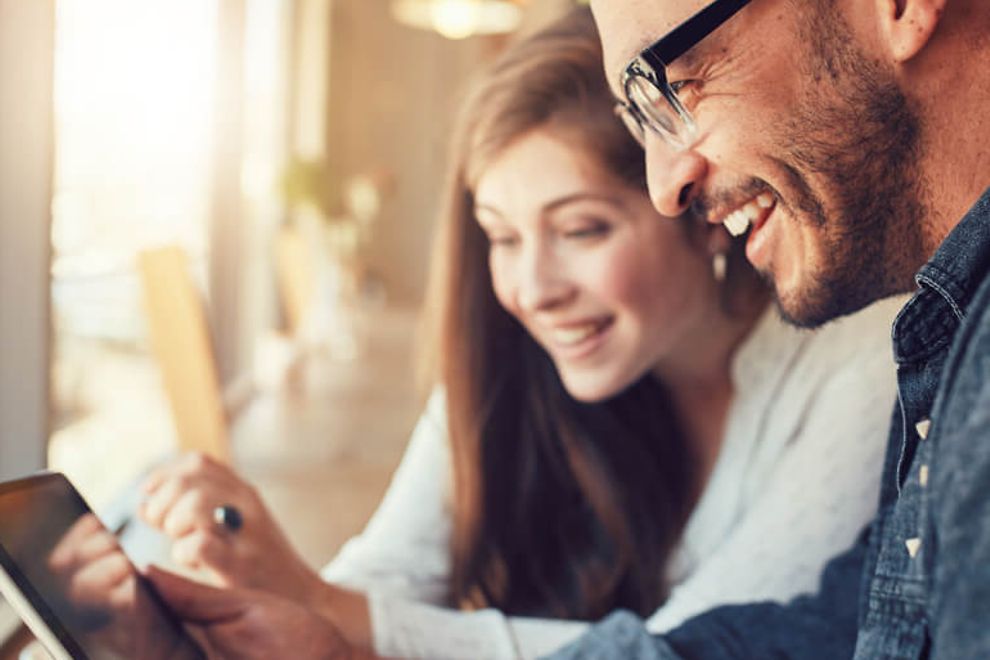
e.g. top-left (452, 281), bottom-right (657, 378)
top-left (322, 297), bottom-right (905, 659)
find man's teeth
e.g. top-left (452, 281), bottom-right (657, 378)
top-left (551, 323), bottom-right (603, 346)
top-left (722, 193), bottom-right (774, 237)
top-left (723, 210), bottom-right (750, 237)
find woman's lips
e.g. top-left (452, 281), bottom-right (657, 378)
top-left (544, 317), bottom-right (614, 359)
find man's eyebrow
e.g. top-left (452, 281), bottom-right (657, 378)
top-left (668, 46), bottom-right (704, 76)
top-left (635, 31), bottom-right (705, 69)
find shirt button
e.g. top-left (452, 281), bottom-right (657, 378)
top-left (920, 464), bottom-right (930, 487)
top-left (915, 418), bottom-right (932, 440)
top-left (906, 537), bottom-right (922, 558)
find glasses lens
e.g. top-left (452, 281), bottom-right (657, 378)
top-left (615, 104), bottom-right (645, 147)
top-left (627, 75), bottom-right (682, 138)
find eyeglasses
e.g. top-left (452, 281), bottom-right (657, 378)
top-left (615, 0), bottom-right (752, 150)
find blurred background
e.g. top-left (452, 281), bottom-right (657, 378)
top-left (0, 0), bottom-right (581, 609)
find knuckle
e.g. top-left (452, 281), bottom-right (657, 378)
top-left (181, 451), bottom-right (211, 475)
top-left (187, 489), bottom-right (209, 511)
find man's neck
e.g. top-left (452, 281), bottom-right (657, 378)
top-left (911, 4), bottom-right (990, 257)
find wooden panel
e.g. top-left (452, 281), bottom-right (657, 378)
top-left (275, 225), bottom-right (316, 334)
top-left (138, 246), bottom-right (229, 462)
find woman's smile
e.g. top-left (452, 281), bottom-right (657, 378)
top-left (540, 316), bottom-right (615, 360)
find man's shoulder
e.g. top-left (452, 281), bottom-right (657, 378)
top-left (935, 268), bottom-right (990, 434)
top-left (955, 263), bottom-right (990, 375)
top-left (969, 264), bottom-right (990, 328)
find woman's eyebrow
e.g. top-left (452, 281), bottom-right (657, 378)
top-left (542, 192), bottom-right (627, 214)
top-left (474, 203), bottom-right (504, 218)
top-left (474, 192), bottom-right (627, 221)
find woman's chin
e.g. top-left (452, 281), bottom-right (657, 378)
top-left (558, 368), bottom-right (632, 404)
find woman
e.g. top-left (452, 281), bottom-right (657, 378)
top-left (140, 8), bottom-right (901, 658)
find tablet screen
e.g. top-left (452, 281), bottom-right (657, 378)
top-left (0, 472), bottom-right (204, 660)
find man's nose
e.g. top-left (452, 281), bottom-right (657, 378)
top-left (644, 134), bottom-right (708, 218)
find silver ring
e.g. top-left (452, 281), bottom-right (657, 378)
top-left (212, 504), bottom-right (243, 533)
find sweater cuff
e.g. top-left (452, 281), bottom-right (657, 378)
top-left (367, 589), bottom-right (520, 659)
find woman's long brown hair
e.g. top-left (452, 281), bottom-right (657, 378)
top-left (421, 7), bottom-right (699, 621)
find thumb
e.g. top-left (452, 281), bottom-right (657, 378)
top-left (145, 565), bottom-right (247, 624)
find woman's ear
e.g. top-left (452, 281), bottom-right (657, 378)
top-left (877, 0), bottom-right (947, 63)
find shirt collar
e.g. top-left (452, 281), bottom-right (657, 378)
top-left (893, 187), bottom-right (990, 363)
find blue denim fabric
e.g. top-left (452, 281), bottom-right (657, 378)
top-left (545, 188), bottom-right (990, 660)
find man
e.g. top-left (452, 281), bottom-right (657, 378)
top-left (543, 0), bottom-right (990, 657)
top-left (146, 0), bottom-right (990, 657)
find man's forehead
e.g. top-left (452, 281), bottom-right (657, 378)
top-left (591, 0), bottom-right (710, 91)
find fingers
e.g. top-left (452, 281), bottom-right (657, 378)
top-left (161, 489), bottom-right (212, 539)
top-left (144, 452), bottom-right (227, 498)
top-left (67, 551), bottom-right (133, 607)
top-left (171, 529), bottom-right (230, 577)
top-left (161, 490), bottom-right (238, 577)
top-left (49, 514), bottom-right (104, 569)
top-left (49, 515), bottom-right (121, 581)
top-left (141, 452), bottom-right (249, 536)
top-left (141, 474), bottom-right (190, 531)
top-left (144, 565), bottom-right (246, 625)
top-left (147, 567), bottom-right (350, 660)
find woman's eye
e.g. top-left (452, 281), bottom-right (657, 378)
top-left (564, 224), bottom-right (609, 240)
top-left (487, 234), bottom-right (519, 248)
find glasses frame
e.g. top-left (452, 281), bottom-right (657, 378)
top-left (617, 0), bottom-right (752, 149)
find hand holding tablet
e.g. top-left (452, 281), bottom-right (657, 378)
top-left (0, 472), bottom-right (205, 660)
top-left (145, 565), bottom-right (354, 660)
top-left (0, 471), bottom-right (356, 660)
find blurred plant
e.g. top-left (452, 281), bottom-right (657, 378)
top-left (280, 157), bottom-right (346, 222)
top-left (279, 157), bottom-right (393, 310)
top-left (280, 158), bottom-right (393, 254)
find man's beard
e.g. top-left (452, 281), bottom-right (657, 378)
top-left (765, 4), bottom-right (928, 328)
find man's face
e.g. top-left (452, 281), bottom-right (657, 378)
top-left (593, 0), bottom-right (927, 327)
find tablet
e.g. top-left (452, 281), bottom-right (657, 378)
top-left (0, 472), bottom-right (205, 660)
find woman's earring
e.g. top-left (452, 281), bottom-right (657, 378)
top-left (712, 252), bottom-right (727, 283)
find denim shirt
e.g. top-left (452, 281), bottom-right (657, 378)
top-left (546, 187), bottom-right (990, 660)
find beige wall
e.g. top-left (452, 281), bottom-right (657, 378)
top-left (324, 2), bottom-right (500, 305)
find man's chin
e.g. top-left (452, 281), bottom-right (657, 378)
top-left (774, 297), bottom-right (836, 329)
top-left (771, 276), bottom-right (895, 328)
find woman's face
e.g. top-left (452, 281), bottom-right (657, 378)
top-left (474, 129), bottom-right (718, 402)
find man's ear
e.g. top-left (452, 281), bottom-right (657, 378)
top-left (878, 0), bottom-right (947, 63)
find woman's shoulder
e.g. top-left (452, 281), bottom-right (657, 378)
top-left (731, 296), bottom-right (907, 421)
top-left (797, 294), bottom-right (909, 370)
top-left (423, 386), bottom-right (448, 425)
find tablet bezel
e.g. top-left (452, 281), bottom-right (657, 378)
top-left (0, 471), bottom-right (204, 660)
top-left (0, 472), bottom-right (90, 659)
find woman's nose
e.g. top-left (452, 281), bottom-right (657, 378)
top-left (645, 134), bottom-right (708, 218)
top-left (515, 248), bottom-right (574, 313)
